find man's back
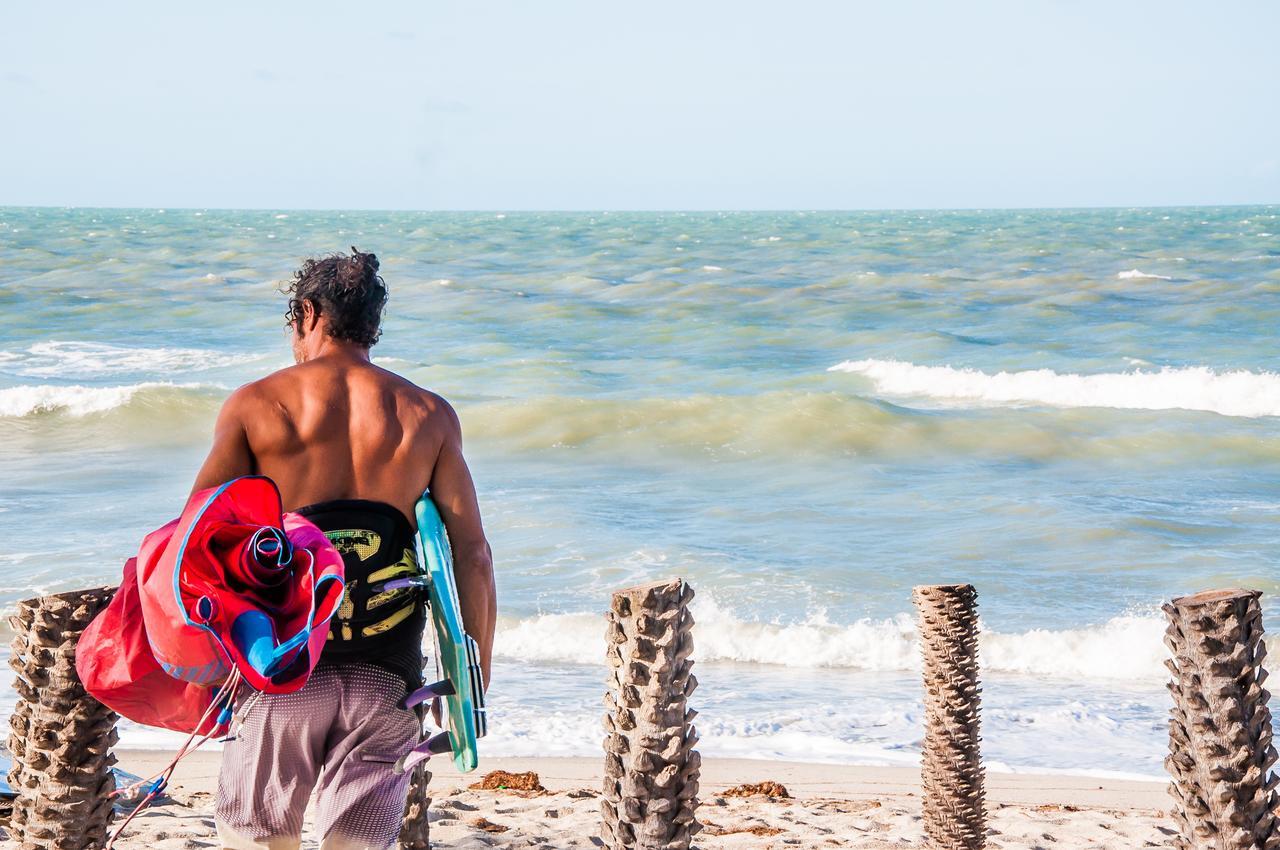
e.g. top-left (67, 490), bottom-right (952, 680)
top-left (235, 353), bottom-right (448, 522)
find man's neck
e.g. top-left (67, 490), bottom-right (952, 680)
top-left (304, 339), bottom-right (372, 363)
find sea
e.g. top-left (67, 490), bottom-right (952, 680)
top-left (1, 206), bottom-right (1277, 781)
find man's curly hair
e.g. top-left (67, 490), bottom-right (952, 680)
top-left (284, 247), bottom-right (388, 347)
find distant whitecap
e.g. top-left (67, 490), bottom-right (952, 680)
top-left (830, 358), bottom-right (1280, 418)
top-left (1117, 269), bottom-right (1173, 280)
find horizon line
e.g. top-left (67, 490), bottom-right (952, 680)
top-left (1, 202), bottom-right (1278, 215)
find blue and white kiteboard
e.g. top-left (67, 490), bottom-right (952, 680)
top-left (386, 491), bottom-right (487, 774)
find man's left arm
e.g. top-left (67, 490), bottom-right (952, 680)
top-left (429, 401), bottom-right (497, 690)
top-left (191, 387), bottom-right (255, 494)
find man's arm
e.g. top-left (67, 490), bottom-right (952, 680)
top-left (191, 387), bottom-right (256, 495)
top-left (430, 402), bottom-right (497, 690)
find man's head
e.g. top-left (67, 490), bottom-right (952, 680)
top-left (285, 247), bottom-right (388, 363)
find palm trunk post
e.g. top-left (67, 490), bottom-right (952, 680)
top-left (398, 762), bottom-right (432, 850)
top-left (600, 579), bottom-right (701, 850)
top-left (8, 587), bottom-right (119, 850)
top-left (913, 583), bottom-right (986, 850)
top-left (1163, 588), bottom-right (1278, 850)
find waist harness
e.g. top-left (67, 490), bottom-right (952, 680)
top-left (295, 499), bottom-right (426, 671)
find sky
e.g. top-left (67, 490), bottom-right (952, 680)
top-left (2, 1), bottom-right (1277, 210)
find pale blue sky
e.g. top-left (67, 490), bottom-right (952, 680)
top-left (3, 2), bottom-right (1276, 210)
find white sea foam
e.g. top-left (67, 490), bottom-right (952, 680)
top-left (14, 677), bottom-right (1162, 778)
top-left (1117, 269), bottom-right (1173, 280)
top-left (0, 382), bottom-right (212, 417)
top-left (479, 610), bottom-right (1174, 775)
top-left (829, 359), bottom-right (1280, 418)
top-left (0, 341), bottom-right (259, 379)
top-left (431, 696), bottom-right (1165, 776)
top-left (494, 595), bottom-right (1170, 680)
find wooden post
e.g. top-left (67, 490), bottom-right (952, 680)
top-left (600, 579), bottom-right (700, 850)
top-left (1163, 588), bottom-right (1279, 850)
top-left (398, 764), bottom-right (432, 850)
top-left (8, 587), bottom-right (118, 850)
top-left (913, 583), bottom-right (986, 850)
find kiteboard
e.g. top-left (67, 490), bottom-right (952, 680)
top-left (380, 490), bottom-right (487, 774)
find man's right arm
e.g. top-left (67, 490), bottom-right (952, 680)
top-left (429, 400), bottom-right (497, 690)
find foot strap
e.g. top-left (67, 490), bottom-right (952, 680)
top-left (400, 678), bottom-right (456, 710)
top-left (393, 732), bottom-right (452, 775)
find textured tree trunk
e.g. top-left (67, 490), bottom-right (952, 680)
top-left (8, 587), bottom-right (118, 850)
top-left (600, 579), bottom-right (700, 850)
top-left (1163, 588), bottom-right (1279, 850)
top-left (398, 763), bottom-right (432, 850)
top-left (913, 583), bottom-right (985, 850)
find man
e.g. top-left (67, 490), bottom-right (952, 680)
top-left (191, 248), bottom-right (496, 850)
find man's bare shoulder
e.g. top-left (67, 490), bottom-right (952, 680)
top-left (212, 377), bottom-right (267, 426)
top-left (374, 366), bottom-right (459, 432)
top-left (217, 364), bottom-right (311, 422)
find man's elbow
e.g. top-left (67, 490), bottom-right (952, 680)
top-left (456, 540), bottom-right (495, 587)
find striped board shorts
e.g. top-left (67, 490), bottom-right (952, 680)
top-left (216, 663), bottom-right (420, 850)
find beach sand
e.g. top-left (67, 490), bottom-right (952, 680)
top-left (45, 752), bottom-right (1174, 849)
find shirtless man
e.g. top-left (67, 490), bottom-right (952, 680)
top-left (190, 248), bottom-right (496, 850)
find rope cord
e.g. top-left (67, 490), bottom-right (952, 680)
top-left (105, 668), bottom-right (248, 849)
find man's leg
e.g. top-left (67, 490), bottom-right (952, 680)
top-left (216, 668), bottom-right (338, 850)
top-left (313, 664), bottom-right (421, 850)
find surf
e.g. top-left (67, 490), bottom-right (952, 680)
top-left (492, 595), bottom-right (1178, 682)
top-left (0, 382), bottom-right (220, 418)
top-left (0, 341), bottom-right (262, 379)
top-left (830, 359), bottom-right (1280, 418)
top-left (11, 383), bottom-right (1278, 471)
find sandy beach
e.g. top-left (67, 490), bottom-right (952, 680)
top-left (50, 752), bottom-right (1174, 850)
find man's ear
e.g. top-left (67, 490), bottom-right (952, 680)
top-left (302, 299), bottom-right (320, 334)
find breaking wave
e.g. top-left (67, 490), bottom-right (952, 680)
top-left (0, 382), bottom-right (221, 418)
top-left (830, 359), bottom-right (1280, 418)
top-left (6, 380), bottom-right (1277, 468)
top-left (462, 390), bottom-right (1279, 464)
top-left (494, 595), bottom-right (1172, 681)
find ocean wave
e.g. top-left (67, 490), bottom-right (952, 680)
top-left (1117, 269), bottom-right (1173, 280)
top-left (463, 390), bottom-right (1280, 464)
top-left (0, 382), bottom-right (220, 418)
top-left (465, 392), bottom-right (902, 456)
top-left (830, 359), bottom-right (1280, 418)
top-left (0, 341), bottom-right (261, 379)
top-left (7, 377), bottom-right (1277, 466)
top-left (494, 595), bottom-right (1171, 680)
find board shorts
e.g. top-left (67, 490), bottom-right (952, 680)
top-left (216, 663), bottom-right (420, 850)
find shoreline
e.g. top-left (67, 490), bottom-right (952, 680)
top-left (104, 743), bottom-right (1169, 786)
top-left (114, 751), bottom-right (1173, 808)
top-left (80, 751), bottom-right (1173, 849)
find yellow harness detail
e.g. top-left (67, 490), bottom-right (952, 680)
top-left (324, 530), bottom-right (421, 642)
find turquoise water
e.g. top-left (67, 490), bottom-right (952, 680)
top-left (2, 206), bottom-right (1278, 776)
